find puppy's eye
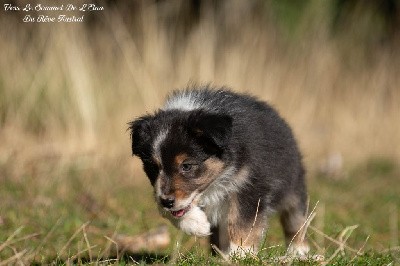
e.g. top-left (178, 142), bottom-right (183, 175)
top-left (181, 163), bottom-right (192, 172)
top-left (180, 162), bottom-right (197, 173)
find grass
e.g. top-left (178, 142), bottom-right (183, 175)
top-left (1, 0), bottom-right (400, 264)
top-left (0, 155), bottom-right (398, 264)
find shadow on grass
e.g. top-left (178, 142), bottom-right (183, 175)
top-left (31, 252), bottom-right (170, 265)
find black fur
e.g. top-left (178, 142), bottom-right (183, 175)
top-left (129, 86), bottom-right (308, 253)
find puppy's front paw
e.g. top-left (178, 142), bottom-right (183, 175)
top-left (287, 241), bottom-right (310, 256)
top-left (179, 206), bottom-right (211, 237)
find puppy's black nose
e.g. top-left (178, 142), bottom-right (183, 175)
top-left (160, 197), bottom-right (175, 209)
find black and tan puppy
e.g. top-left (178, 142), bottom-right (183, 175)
top-left (129, 86), bottom-right (309, 256)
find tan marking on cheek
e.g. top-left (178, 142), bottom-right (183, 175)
top-left (204, 157), bottom-right (224, 173)
top-left (174, 153), bottom-right (188, 166)
top-left (196, 157), bottom-right (225, 185)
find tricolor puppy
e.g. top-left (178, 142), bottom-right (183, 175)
top-left (129, 87), bottom-right (309, 256)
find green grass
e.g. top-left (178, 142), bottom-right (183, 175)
top-left (0, 156), bottom-right (399, 264)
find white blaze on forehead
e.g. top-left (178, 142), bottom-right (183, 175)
top-left (163, 92), bottom-right (203, 111)
top-left (152, 128), bottom-right (169, 161)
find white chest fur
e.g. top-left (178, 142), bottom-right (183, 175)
top-left (176, 206), bottom-right (211, 236)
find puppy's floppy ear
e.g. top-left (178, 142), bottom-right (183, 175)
top-left (128, 115), bottom-right (153, 157)
top-left (187, 110), bottom-right (232, 152)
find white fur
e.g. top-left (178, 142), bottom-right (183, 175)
top-left (157, 190), bottom-right (211, 237)
top-left (154, 177), bottom-right (164, 207)
top-left (157, 165), bottom-right (249, 235)
top-left (152, 128), bottom-right (169, 161)
top-left (199, 166), bottom-right (249, 226)
top-left (163, 92), bottom-right (202, 111)
top-left (287, 242), bottom-right (310, 256)
top-left (176, 206), bottom-right (211, 236)
top-left (154, 177), bottom-right (161, 196)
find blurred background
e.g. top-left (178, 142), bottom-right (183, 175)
top-left (0, 0), bottom-right (399, 262)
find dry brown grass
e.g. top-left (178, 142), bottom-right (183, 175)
top-left (1, 1), bottom-right (398, 174)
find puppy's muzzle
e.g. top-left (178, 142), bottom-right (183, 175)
top-left (160, 196), bottom-right (175, 209)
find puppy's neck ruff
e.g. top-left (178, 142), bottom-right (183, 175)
top-left (199, 166), bottom-right (249, 226)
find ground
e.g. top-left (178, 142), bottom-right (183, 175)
top-left (0, 153), bottom-right (399, 264)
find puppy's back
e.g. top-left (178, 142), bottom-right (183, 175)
top-left (165, 87), bottom-right (305, 210)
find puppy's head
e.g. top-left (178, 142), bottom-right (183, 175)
top-left (129, 109), bottom-right (232, 218)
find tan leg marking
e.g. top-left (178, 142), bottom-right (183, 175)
top-left (227, 194), bottom-right (266, 256)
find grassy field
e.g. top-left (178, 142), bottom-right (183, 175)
top-left (0, 155), bottom-right (399, 264)
top-left (1, 1), bottom-right (399, 264)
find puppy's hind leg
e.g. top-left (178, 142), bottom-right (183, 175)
top-left (279, 193), bottom-right (310, 256)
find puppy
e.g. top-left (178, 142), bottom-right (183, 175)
top-left (129, 86), bottom-right (309, 256)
